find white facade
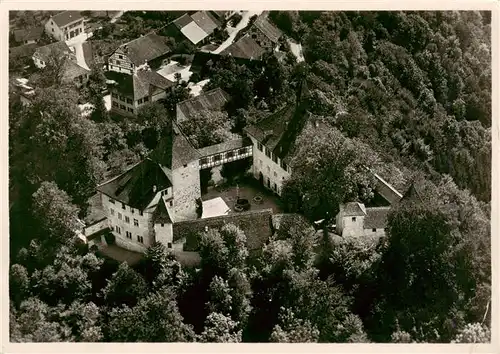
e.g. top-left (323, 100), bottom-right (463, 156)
top-left (45, 17), bottom-right (84, 42)
top-left (248, 135), bottom-right (290, 195)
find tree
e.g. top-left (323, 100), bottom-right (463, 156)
top-left (206, 276), bottom-right (232, 315)
top-left (102, 262), bottom-right (148, 308)
top-left (452, 323), bottom-right (490, 343)
top-left (106, 287), bottom-right (195, 342)
top-left (283, 123), bottom-right (378, 221)
top-left (161, 83), bottom-right (191, 116)
top-left (179, 109), bottom-right (233, 149)
top-left (31, 181), bottom-right (80, 245)
top-left (136, 102), bottom-right (172, 149)
top-left (270, 307), bottom-right (319, 343)
top-left (58, 301), bottom-right (103, 342)
top-left (219, 224), bottom-right (248, 270)
top-left (10, 264), bottom-right (30, 306)
top-left (198, 312), bottom-right (242, 343)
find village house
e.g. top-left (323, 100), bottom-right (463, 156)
top-left (221, 33), bottom-right (266, 60)
top-left (176, 87), bottom-right (229, 123)
top-left (13, 26), bottom-right (44, 45)
top-left (248, 13), bottom-right (283, 51)
top-left (169, 11), bottom-right (222, 46)
top-left (44, 11), bottom-right (85, 42)
top-left (32, 41), bottom-right (90, 87)
top-left (107, 33), bottom-right (171, 75)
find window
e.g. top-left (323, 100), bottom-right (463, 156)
top-left (109, 198), bottom-right (115, 204)
top-left (116, 60), bottom-right (121, 65)
top-left (110, 208), bottom-right (114, 215)
top-left (273, 183), bottom-right (277, 191)
top-left (352, 217), bottom-right (356, 222)
top-left (274, 171), bottom-right (277, 177)
top-left (126, 231), bottom-right (132, 239)
top-left (122, 203), bottom-right (126, 210)
top-left (183, 164), bottom-right (187, 168)
top-left (127, 108), bottom-right (134, 114)
top-left (115, 226), bottom-right (121, 234)
top-left (134, 219), bottom-right (139, 227)
top-left (272, 154), bottom-right (278, 163)
top-left (139, 211), bottom-right (143, 216)
top-left (252, 33), bottom-right (257, 39)
top-left (118, 213), bottom-right (122, 220)
top-left (131, 208), bottom-right (135, 214)
top-left (167, 242), bottom-right (172, 248)
top-left (213, 154), bottom-right (221, 162)
top-left (226, 151), bottom-right (234, 159)
top-left (372, 228), bottom-right (377, 232)
top-left (143, 96), bottom-right (149, 102)
top-left (169, 200), bottom-right (173, 207)
top-left (281, 161), bottom-right (287, 170)
top-left (257, 142), bottom-right (263, 151)
top-left (126, 98), bottom-right (132, 104)
top-left (118, 55), bottom-right (123, 59)
top-left (200, 157), bottom-right (208, 165)
top-left (265, 149), bottom-right (271, 158)
top-left (239, 148), bottom-right (247, 155)
top-left (161, 223), bottom-right (164, 227)
top-left (138, 98), bottom-right (143, 104)
top-left (137, 235), bottom-right (144, 243)
top-left (125, 216), bottom-right (130, 223)
top-left (120, 104), bottom-right (126, 110)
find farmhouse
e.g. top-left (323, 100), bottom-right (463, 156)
top-left (248, 13), bottom-right (283, 51)
top-left (45, 11), bottom-right (84, 42)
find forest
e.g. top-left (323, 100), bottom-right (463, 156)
top-left (9, 11), bottom-right (491, 343)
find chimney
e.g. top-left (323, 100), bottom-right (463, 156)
top-left (153, 185), bottom-right (157, 193)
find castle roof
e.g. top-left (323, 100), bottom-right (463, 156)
top-left (97, 158), bottom-right (172, 211)
top-left (152, 198), bottom-right (174, 224)
top-left (364, 206), bottom-right (391, 229)
top-left (174, 209), bottom-right (274, 251)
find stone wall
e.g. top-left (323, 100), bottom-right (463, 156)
top-left (172, 160), bottom-right (201, 221)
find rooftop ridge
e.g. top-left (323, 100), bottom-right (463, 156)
top-left (177, 87), bottom-right (228, 105)
top-left (175, 208), bottom-right (273, 225)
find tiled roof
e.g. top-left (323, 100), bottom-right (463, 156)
top-left (173, 13), bottom-right (194, 29)
top-left (244, 80), bottom-right (311, 162)
top-left (14, 26), bottom-right (44, 43)
top-left (190, 11), bottom-right (220, 35)
top-left (9, 43), bottom-right (38, 58)
top-left (174, 209), bottom-right (274, 251)
top-left (152, 198), bottom-right (173, 224)
top-left (197, 137), bottom-right (248, 157)
top-left (118, 33), bottom-right (171, 66)
top-left (97, 158), bottom-right (173, 210)
top-left (221, 34), bottom-right (266, 60)
top-left (372, 172), bottom-right (403, 205)
top-left (364, 207), bottom-right (391, 229)
top-left (50, 11), bottom-right (83, 28)
top-left (180, 21), bottom-right (209, 45)
top-left (61, 58), bottom-right (90, 82)
top-left (34, 41), bottom-right (72, 62)
top-left (176, 87), bottom-right (229, 122)
top-left (253, 14), bottom-right (283, 44)
top-left (341, 202), bottom-right (367, 217)
top-left (271, 213), bottom-right (310, 231)
top-left (106, 70), bottom-right (174, 99)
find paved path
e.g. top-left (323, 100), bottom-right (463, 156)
top-left (66, 32), bottom-right (91, 70)
top-left (288, 39), bottom-right (305, 62)
top-left (212, 11), bottom-right (263, 54)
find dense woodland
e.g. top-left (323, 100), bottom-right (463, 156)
top-left (9, 11), bottom-right (491, 343)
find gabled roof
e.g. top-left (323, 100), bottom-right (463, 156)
top-left (97, 158), bottom-right (172, 210)
top-left (106, 70), bottom-right (174, 99)
top-left (364, 207), bottom-right (391, 229)
top-left (197, 137), bottom-right (249, 158)
top-left (190, 11), bottom-right (220, 35)
top-left (341, 202), bottom-right (367, 217)
top-left (174, 209), bottom-right (274, 251)
top-left (14, 26), bottom-right (44, 43)
top-left (173, 13), bottom-right (194, 29)
top-left (33, 41), bottom-right (72, 62)
top-left (152, 198), bottom-right (174, 224)
top-left (9, 43), bottom-right (38, 58)
top-left (180, 21), bottom-right (209, 45)
top-left (221, 34), bottom-right (266, 60)
top-left (176, 87), bottom-right (229, 122)
top-left (253, 14), bottom-right (283, 44)
top-left (50, 11), bottom-right (83, 28)
top-left (117, 33), bottom-right (171, 66)
top-left (244, 79), bottom-right (312, 163)
top-left (61, 58), bottom-right (90, 82)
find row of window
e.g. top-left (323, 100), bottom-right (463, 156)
top-left (110, 209), bottom-right (141, 226)
top-left (108, 64), bottom-right (133, 75)
top-left (109, 198), bottom-right (143, 215)
top-left (111, 93), bottom-right (133, 105)
top-left (112, 101), bottom-right (134, 114)
top-left (199, 147), bottom-right (251, 166)
top-left (257, 142), bottom-right (289, 171)
top-left (137, 96), bottom-right (150, 104)
top-left (115, 226), bottom-right (144, 243)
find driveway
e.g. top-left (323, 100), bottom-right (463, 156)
top-left (212, 11), bottom-right (263, 54)
top-left (66, 32), bottom-right (91, 70)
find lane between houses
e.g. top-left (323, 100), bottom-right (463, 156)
top-left (212, 10), bottom-right (263, 54)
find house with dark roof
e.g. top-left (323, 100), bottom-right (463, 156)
top-left (32, 41), bottom-right (75, 68)
top-left (248, 13), bottom-right (283, 51)
top-left (190, 51), bottom-right (264, 77)
top-left (169, 11), bottom-right (221, 45)
top-left (176, 87), bottom-right (229, 123)
top-left (107, 68), bottom-right (174, 116)
top-left (13, 26), bottom-right (44, 45)
top-left (108, 33), bottom-right (171, 75)
top-left (221, 33), bottom-right (266, 60)
top-left (244, 80), bottom-right (313, 195)
top-left (335, 202), bottom-right (391, 237)
top-left (45, 11), bottom-right (84, 42)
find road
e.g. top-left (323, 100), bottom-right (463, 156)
top-left (212, 11), bottom-right (263, 54)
